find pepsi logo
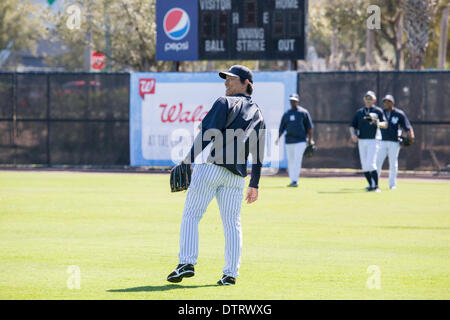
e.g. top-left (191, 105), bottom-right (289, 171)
top-left (163, 8), bottom-right (190, 41)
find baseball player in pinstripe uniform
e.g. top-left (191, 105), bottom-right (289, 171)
top-left (167, 65), bottom-right (266, 286)
top-left (376, 94), bottom-right (415, 189)
top-left (349, 91), bottom-right (387, 192)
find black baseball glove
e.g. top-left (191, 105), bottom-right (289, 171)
top-left (398, 136), bottom-right (413, 147)
top-left (304, 141), bottom-right (316, 158)
top-left (363, 112), bottom-right (379, 126)
top-left (170, 163), bottom-right (192, 192)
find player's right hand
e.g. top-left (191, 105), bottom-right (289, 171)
top-left (351, 135), bottom-right (358, 143)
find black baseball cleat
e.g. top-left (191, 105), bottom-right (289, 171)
top-left (167, 264), bottom-right (195, 283)
top-left (217, 274), bottom-right (236, 286)
top-left (365, 185), bottom-right (373, 191)
top-left (287, 182), bottom-right (298, 188)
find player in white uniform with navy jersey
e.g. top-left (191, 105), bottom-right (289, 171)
top-left (275, 93), bottom-right (314, 187)
top-left (376, 94), bottom-right (415, 189)
top-left (349, 91), bottom-right (387, 192)
top-left (166, 65), bottom-right (266, 286)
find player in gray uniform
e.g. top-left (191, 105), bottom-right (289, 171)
top-left (349, 91), bottom-right (387, 192)
top-left (376, 94), bottom-right (415, 189)
top-left (275, 93), bottom-right (314, 187)
top-left (167, 65), bottom-right (266, 286)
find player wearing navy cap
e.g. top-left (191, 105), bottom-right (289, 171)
top-left (167, 65), bottom-right (266, 286)
top-left (349, 91), bottom-right (387, 192)
top-left (376, 94), bottom-right (414, 189)
top-left (276, 93), bottom-right (314, 187)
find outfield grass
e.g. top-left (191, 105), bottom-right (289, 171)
top-left (0, 171), bottom-right (449, 300)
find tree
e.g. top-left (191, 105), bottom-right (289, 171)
top-left (306, 0), bottom-right (368, 70)
top-left (308, 0), bottom-right (444, 71)
top-left (402, 0), bottom-right (440, 69)
top-left (424, 1), bottom-right (450, 69)
top-left (46, 0), bottom-right (171, 71)
top-left (41, 0), bottom-right (447, 72)
top-left (46, 0), bottom-right (281, 72)
top-left (308, 0), bottom-right (399, 71)
top-left (370, 0), bottom-right (406, 70)
top-left (308, 1), bottom-right (332, 63)
top-left (0, 0), bottom-right (47, 69)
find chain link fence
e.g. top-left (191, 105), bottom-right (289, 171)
top-left (0, 72), bottom-right (130, 165)
top-left (299, 71), bottom-right (450, 171)
top-left (0, 71), bottom-right (448, 171)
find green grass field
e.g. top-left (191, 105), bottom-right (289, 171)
top-left (0, 170), bottom-right (449, 300)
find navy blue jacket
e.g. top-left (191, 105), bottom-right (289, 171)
top-left (380, 108), bottom-right (412, 142)
top-left (350, 106), bottom-right (385, 139)
top-left (279, 106), bottom-right (313, 144)
top-left (186, 94), bottom-right (266, 188)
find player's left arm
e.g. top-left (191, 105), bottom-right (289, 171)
top-left (407, 128), bottom-right (415, 141)
top-left (402, 113), bottom-right (415, 141)
top-left (304, 110), bottom-right (314, 144)
top-left (307, 128), bottom-right (313, 144)
top-left (247, 120), bottom-right (266, 204)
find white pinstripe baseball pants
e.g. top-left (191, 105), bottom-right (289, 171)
top-left (178, 163), bottom-right (245, 278)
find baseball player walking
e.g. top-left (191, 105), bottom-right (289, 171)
top-left (275, 93), bottom-right (314, 187)
top-left (376, 94), bottom-right (415, 189)
top-left (167, 65), bottom-right (266, 286)
top-left (349, 91), bottom-right (387, 192)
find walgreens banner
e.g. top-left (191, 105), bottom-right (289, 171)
top-left (130, 72), bottom-right (297, 168)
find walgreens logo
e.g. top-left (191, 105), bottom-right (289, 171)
top-left (139, 79), bottom-right (155, 99)
top-left (159, 103), bottom-right (208, 123)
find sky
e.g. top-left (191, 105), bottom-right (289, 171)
top-left (33, 0), bottom-right (65, 12)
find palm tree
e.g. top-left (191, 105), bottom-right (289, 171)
top-left (402, 0), bottom-right (439, 69)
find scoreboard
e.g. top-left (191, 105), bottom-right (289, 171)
top-left (156, 0), bottom-right (307, 61)
top-left (198, 0), bottom-right (307, 60)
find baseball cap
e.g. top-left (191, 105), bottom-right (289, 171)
top-left (382, 94), bottom-right (395, 103)
top-left (364, 90), bottom-right (377, 100)
top-left (289, 93), bottom-right (299, 102)
top-left (219, 65), bottom-right (254, 84)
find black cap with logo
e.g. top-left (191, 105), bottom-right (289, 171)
top-left (219, 65), bottom-right (254, 84)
